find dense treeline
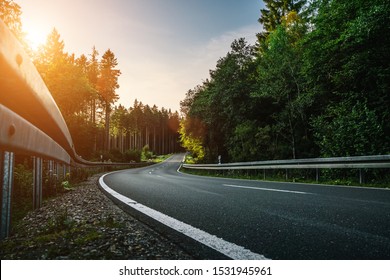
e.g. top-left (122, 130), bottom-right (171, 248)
top-left (180, 0), bottom-right (390, 163)
top-left (1, 0), bottom-right (182, 161)
top-left (32, 30), bottom-right (181, 160)
top-left (109, 101), bottom-right (181, 159)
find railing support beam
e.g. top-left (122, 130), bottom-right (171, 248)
top-left (1, 151), bottom-right (14, 239)
top-left (33, 157), bottom-right (43, 210)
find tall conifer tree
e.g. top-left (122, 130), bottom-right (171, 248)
top-left (98, 49), bottom-right (121, 151)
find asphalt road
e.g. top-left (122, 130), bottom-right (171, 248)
top-left (102, 154), bottom-right (390, 260)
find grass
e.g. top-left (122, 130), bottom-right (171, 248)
top-left (0, 204), bottom-right (126, 259)
top-left (151, 154), bottom-right (173, 163)
top-left (180, 153), bottom-right (390, 188)
top-left (10, 153), bottom-right (172, 232)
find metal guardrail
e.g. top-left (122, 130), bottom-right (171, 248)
top-left (182, 155), bottom-right (390, 170)
top-left (182, 155), bottom-right (390, 190)
top-left (0, 20), bottom-right (75, 160)
top-left (0, 19), bottom-right (146, 238)
top-left (182, 155), bottom-right (390, 185)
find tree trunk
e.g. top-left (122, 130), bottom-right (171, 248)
top-left (104, 102), bottom-right (111, 151)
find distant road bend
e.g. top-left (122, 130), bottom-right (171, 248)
top-left (99, 154), bottom-right (390, 260)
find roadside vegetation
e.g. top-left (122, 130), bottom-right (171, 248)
top-left (180, 0), bottom-right (390, 165)
top-left (180, 155), bottom-right (390, 189)
top-left (181, 167), bottom-right (390, 189)
top-left (10, 151), bottom-right (170, 235)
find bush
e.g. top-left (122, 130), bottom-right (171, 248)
top-left (12, 162), bottom-right (33, 225)
top-left (142, 145), bottom-right (153, 160)
top-left (124, 149), bottom-right (141, 163)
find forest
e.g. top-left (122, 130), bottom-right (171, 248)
top-left (180, 0), bottom-right (390, 163)
top-left (1, 0), bottom-right (390, 165)
top-left (1, 0), bottom-right (182, 162)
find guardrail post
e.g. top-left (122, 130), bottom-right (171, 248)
top-left (63, 164), bottom-right (67, 179)
top-left (359, 169), bottom-right (364, 184)
top-left (48, 160), bottom-right (53, 181)
top-left (1, 151), bottom-right (14, 239)
top-left (33, 157), bottom-right (43, 209)
top-left (316, 168), bottom-right (319, 182)
top-left (55, 161), bottom-right (59, 182)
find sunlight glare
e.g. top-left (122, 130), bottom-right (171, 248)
top-left (25, 26), bottom-right (47, 50)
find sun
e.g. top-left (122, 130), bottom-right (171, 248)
top-left (24, 25), bottom-right (47, 50)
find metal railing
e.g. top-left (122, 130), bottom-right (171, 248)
top-left (0, 20), bottom-right (145, 238)
top-left (182, 155), bottom-right (390, 170)
top-left (182, 154), bottom-right (390, 184)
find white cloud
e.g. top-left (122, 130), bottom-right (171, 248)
top-left (187, 23), bottom-right (260, 76)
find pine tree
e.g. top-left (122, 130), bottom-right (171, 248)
top-left (97, 49), bottom-right (121, 151)
top-left (258, 0), bottom-right (307, 42)
top-left (87, 46), bottom-right (100, 124)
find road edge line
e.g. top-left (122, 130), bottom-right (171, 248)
top-left (98, 173), bottom-right (269, 260)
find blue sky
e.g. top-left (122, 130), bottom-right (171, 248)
top-left (18, 0), bottom-right (264, 112)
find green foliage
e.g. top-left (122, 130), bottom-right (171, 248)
top-left (255, 18), bottom-right (310, 159)
top-left (179, 118), bottom-right (205, 161)
top-left (313, 101), bottom-right (386, 156)
top-left (108, 101), bottom-right (182, 157)
top-left (142, 145), bottom-right (153, 160)
top-left (61, 180), bottom-right (72, 191)
top-left (180, 0), bottom-right (390, 164)
top-left (303, 0), bottom-right (390, 156)
top-left (152, 154), bottom-right (172, 163)
top-left (12, 162), bottom-right (33, 224)
top-left (13, 162), bottom-right (32, 198)
top-left (46, 208), bottom-right (75, 234)
top-left (228, 121), bottom-right (272, 162)
top-left (107, 149), bottom-right (124, 162)
top-left (67, 115), bottom-right (98, 159)
top-left (124, 149), bottom-right (142, 163)
top-left (258, 0), bottom-right (308, 42)
top-left (180, 38), bottom-right (259, 162)
top-left (69, 168), bottom-right (90, 184)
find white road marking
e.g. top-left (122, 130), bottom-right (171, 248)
top-left (223, 184), bottom-right (310, 195)
top-left (99, 174), bottom-right (268, 260)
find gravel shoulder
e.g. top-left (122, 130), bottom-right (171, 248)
top-left (0, 173), bottom-right (194, 260)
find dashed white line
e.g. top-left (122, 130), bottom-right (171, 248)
top-left (223, 184), bottom-right (311, 195)
top-left (99, 174), bottom-right (269, 260)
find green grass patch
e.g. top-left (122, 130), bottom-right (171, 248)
top-left (151, 154), bottom-right (173, 163)
top-left (74, 230), bottom-right (102, 246)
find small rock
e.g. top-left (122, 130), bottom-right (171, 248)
top-left (0, 173), bottom-right (193, 260)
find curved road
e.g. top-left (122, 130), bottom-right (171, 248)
top-left (101, 154), bottom-right (390, 259)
